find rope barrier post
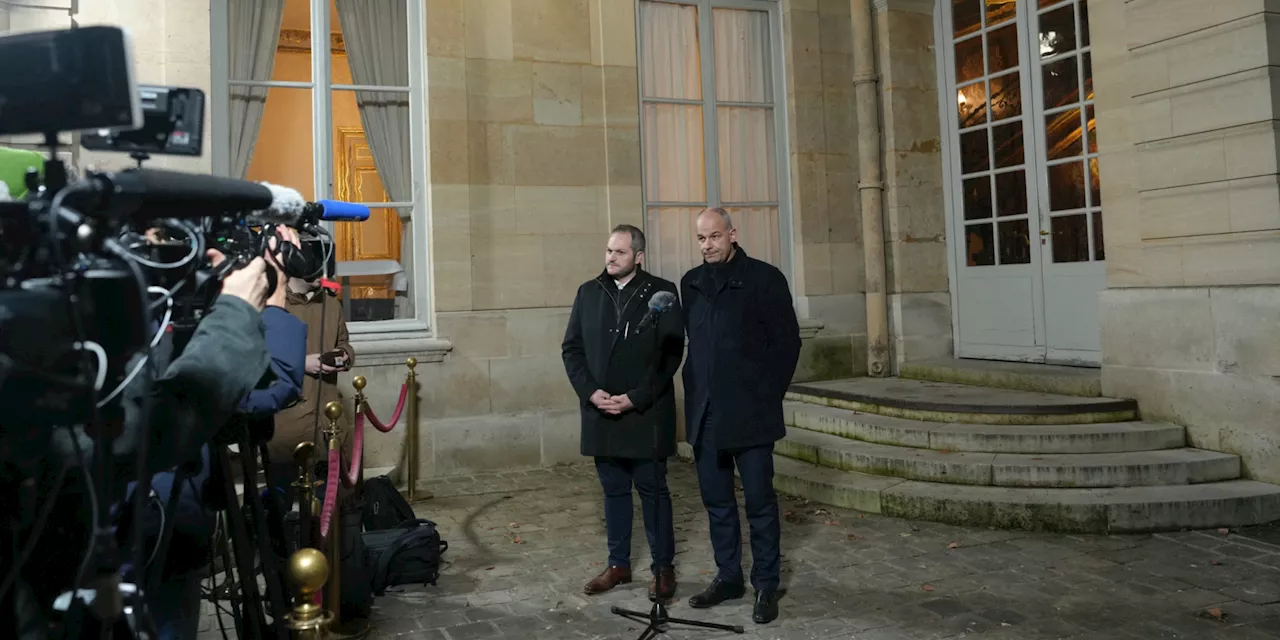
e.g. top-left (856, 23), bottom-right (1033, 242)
top-left (352, 375), bottom-right (367, 490)
top-left (293, 441), bottom-right (319, 546)
top-left (405, 357), bottom-right (418, 502)
top-left (322, 401), bottom-right (344, 629)
top-left (285, 548), bottom-right (332, 640)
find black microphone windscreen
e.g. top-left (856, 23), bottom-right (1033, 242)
top-left (115, 168), bottom-right (274, 217)
top-left (648, 290), bottom-right (677, 310)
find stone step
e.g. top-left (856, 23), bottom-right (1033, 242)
top-left (787, 377), bottom-right (1138, 425)
top-left (785, 402), bottom-right (1186, 454)
top-left (900, 358), bottom-right (1102, 397)
top-left (777, 427), bottom-right (1240, 488)
top-left (769, 455), bottom-right (1280, 533)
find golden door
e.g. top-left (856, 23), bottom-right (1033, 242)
top-left (333, 126), bottom-right (401, 300)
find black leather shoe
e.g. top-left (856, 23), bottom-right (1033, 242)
top-left (752, 589), bottom-right (779, 623)
top-left (687, 578), bottom-right (746, 608)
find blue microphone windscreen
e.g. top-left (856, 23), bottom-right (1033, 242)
top-left (316, 199), bottom-right (371, 221)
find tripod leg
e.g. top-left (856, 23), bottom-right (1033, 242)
top-left (215, 448), bottom-right (266, 640)
top-left (662, 614), bottom-right (745, 633)
top-left (238, 437), bottom-right (290, 639)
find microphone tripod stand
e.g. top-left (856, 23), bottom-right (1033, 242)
top-left (608, 348), bottom-right (743, 638)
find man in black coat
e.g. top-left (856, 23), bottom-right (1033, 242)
top-left (681, 207), bottom-right (801, 624)
top-left (562, 224), bottom-right (685, 601)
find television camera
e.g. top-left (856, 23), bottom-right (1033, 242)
top-left (0, 25), bottom-right (369, 639)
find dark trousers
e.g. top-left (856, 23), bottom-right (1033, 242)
top-left (693, 407), bottom-right (781, 591)
top-left (595, 456), bottom-right (676, 574)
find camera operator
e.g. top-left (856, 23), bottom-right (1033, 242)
top-left (0, 226), bottom-right (301, 640)
top-left (120, 226), bottom-right (307, 640)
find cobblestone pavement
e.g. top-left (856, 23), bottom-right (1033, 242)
top-left (200, 460), bottom-right (1280, 640)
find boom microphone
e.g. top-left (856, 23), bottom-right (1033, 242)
top-left (635, 290), bottom-right (677, 333)
top-left (253, 182), bottom-right (371, 225)
top-left (73, 167), bottom-right (274, 219)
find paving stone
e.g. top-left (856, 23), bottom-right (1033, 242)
top-left (195, 460), bottom-right (1280, 639)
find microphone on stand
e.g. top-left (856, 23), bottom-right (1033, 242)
top-left (635, 290), bottom-right (677, 334)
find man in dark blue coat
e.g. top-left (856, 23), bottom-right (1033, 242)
top-left (562, 225), bottom-right (685, 601)
top-left (680, 208), bottom-right (800, 624)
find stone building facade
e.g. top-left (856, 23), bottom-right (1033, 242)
top-left (2, 0), bottom-right (1277, 488)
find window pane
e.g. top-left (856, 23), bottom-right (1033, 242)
top-left (1092, 210), bottom-right (1104, 260)
top-left (987, 24), bottom-right (1020, 74)
top-left (995, 170), bottom-right (1027, 217)
top-left (952, 0), bottom-right (982, 38)
top-left (237, 0), bottom-right (299, 81)
top-left (713, 8), bottom-right (770, 103)
top-left (963, 176), bottom-right (993, 220)
top-left (956, 36), bottom-right (985, 85)
top-left (957, 81), bottom-right (989, 128)
top-left (1038, 5), bottom-right (1077, 59)
top-left (966, 223), bottom-right (995, 266)
top-left (717, 107), bottom-right (777, 202)
top-left (986, 0), bottom-right (1015, 27)
top-left (244, 87), bottom-right (315, 197)
top-left (992, 121), bottom-right (1025, 168)
top-left (646, 206), bottom-right (706, 281)
top-left (725, 206), bottom-right (781, 268)
top-left (1041, 56), bottom-right (1079, 109)
top-left (1048, 160), bottom-right (1086, 211)
top-left (641, 1), bottom-right (701, 100)
top-left (333, 0), bottom-right (410, 90)
top-left (644, 104), bottom-right (706, 202)
top-left (998, 219), bottom-right (1031, 264)
top-left (1051, 214), bottom-right (1089, 262)
top-left (960, 128), bottom-right (991, 175)
top-left (334, 212), bottom-right (413, 321)
top-left (989, 72), bottom-right (1022, 121)
top-left (1045, 107), bottom-right (1082, 160)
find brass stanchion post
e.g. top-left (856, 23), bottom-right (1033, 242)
top-left (285, 548), bottom-right (331, 640)
top-left (322, 401), bottom-right (343, 629)
top-left (352, 376), bottom-right (367, 489)
top-left (405, 357), bottom-right (418, 502)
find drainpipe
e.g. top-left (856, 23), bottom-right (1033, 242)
top-left (851, 0), bottom-right (890, 376)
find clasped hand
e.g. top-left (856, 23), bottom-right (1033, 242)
top-left (590, 389), bottom-right (634, 415)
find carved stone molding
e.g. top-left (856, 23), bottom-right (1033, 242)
top-left (872, 0), bottom-right (936, 14)
top-left (277, 28), bottom-right (346, 55)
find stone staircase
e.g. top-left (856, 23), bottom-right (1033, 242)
top-left (773, 362), bottom-right (1280, 533)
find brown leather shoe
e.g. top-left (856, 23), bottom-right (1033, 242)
top-left (649, 567), bottom-right (676, 601)
top-left (584, 566), bottom-right (632, 594)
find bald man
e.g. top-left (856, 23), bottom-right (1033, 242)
top-left (679, 207), bottom-right (800, 624)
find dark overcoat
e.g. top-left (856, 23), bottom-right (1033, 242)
top-left (681, 244), bottom-right (801, 450)
top-left (562, 268), bottom-right (685, 459)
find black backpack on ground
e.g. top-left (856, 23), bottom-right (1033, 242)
top-left (362, 475), bottom-right (415, 531)
top-left (362, 518), bottom-right (448, 596)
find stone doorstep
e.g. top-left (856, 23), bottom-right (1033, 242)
top-left (786, 377), bottom-right (1138, 425)
top-left (785, 402), bottom-right (1187, 454)
top-left (777, 426), bottom-right (1242, 489)
top-left (899, 358), bottom-right (1103, 398)
top-left (770, 455), bottom-right (1280, 534)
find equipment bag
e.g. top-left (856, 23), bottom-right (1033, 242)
top-left (362, 519), bottom-right (448, 596)
top-left (339, 500), bottom-right (374, 620)
top-left (362, 475), bottom-right (415, 531)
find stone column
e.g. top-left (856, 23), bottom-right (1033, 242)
top-left (1094, 0), bottom-right (1280, 481)
top-left (874, 0), bottom-right (951, 369)
top-left (783, 0), bottom-right (868, 379)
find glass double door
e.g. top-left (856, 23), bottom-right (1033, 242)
top-left (941, 0), bottom-right (1103, 366)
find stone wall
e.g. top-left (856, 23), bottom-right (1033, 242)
top-left (875, 0), bottom-right (950, 369)
top-left (785, 0), bottom-right (869, 379)
top-left (1093, 0), bottom-right (1280, 482)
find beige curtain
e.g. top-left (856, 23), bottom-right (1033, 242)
top-left (641, 2), bottom-right (781, 280)
top-left (228, 0), bottom-right (285, 179)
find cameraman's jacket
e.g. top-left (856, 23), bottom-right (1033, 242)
top-left (268, 286), bottom-right (355, 463)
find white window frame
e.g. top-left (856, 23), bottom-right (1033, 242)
top-left (634, 0), bottom-right (795, 285)
top-left (209, 0), bottom-right (434, 337)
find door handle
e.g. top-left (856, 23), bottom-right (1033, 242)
top-left (1039, 230), bottom-right (1050, 235)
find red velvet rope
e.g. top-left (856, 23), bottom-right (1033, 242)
top-left (364, 383), bottom-right (408, 432)
top-left (317, 381), bottom-right (412, 543)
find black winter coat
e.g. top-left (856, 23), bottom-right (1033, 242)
top-left (681, 245), bottom-right (801, 450)
top-left (562, 269), bottom-right (685, 459)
